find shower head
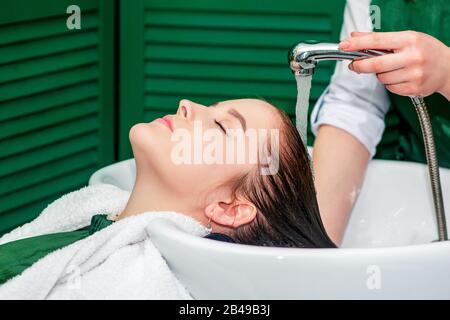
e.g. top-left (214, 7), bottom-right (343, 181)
top-left (288, 42), bottom-right (387, 76)
top-left (287, 41), bottom-right (448, 242)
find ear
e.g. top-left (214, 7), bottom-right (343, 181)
top-left (205, 199), bottom-right (257, 228)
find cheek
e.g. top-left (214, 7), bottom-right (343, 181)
top-left (128, 123), bottom-right (211, 193)
top-left (129, 124), bottom-right (254, 195)
top-left (168, 163), bottom-right (236, 195)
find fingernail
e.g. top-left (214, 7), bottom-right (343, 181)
top-left (348, 62), bottom-right (354, 70)
top-left (339, 40), bottom-right (350, 49)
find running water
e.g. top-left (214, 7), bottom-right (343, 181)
top-left (294, 74), bottom-right (312, 146)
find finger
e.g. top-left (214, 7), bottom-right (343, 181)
top-left (350, 53), bottom-right (406, 74)
top-left (339, 31), bottom-right (411, 51)
top-left (350, 31), bottom-right (372, 37)
top-left (385, 83), bottom-right (419, 96)
top-left (376, 68), bottom-right (411, 85)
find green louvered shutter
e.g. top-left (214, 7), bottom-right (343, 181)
top-left (120, 0), bottom-right (345, 158)
top-left (0, 0), bottom-right (115, 236)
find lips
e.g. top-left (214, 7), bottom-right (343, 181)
top-left (155, 115), bottom-right (174, 132)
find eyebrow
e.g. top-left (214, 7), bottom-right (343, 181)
top-left (209, 102), bottom-right (247, 131)
top-left (228, 108), bottom-right (246, 131)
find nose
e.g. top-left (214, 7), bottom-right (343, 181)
top-left (177, 99), bottom-right (193, 120)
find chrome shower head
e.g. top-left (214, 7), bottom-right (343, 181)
top-left (288, 42), bottom-right (387, 76)
top-left (287, 41), bottom-right (448, 241)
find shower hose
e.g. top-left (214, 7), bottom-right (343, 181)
top-left (411, 97), bottom-right (448, 241)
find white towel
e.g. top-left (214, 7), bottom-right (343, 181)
top-left (0, 184), bottom-right (208, 299)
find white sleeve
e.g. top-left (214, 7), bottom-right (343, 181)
top-left (310, 0), bottom-right (390, 157)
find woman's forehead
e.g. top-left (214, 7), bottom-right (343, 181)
top-left (213, 98), bottom-right (272, 108)
top-left (215, 98), bottom-right (277, 117)
top-left (223, 99), bottom-right (280, 128)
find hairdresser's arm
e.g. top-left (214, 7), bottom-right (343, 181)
top-left (309, 0), bottom-right (389, 245)
top-left (312, 125), bottom-right (370, 245)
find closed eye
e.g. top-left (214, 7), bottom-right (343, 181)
top-left (215, 119), bottom-right (226, 134)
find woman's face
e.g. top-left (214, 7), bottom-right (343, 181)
top-left (129, 98), bottom-right (281, 203)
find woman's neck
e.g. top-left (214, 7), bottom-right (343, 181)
top-left (116, 172), bottom-right (199, 221)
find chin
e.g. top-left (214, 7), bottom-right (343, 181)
top-left (129, 122), bottom-right (174, 174)
top-left (129, 123), bottom-right (157, 158)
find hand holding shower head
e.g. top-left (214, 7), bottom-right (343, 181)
top-left (286, 42), bottom-right (388, 145)
top-left (287, 41), bottom-right (447, 241)
top-left (288, 42), bottom-right (389, 76)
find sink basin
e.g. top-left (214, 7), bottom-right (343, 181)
top-left (89, 154), bottom-right (450, 299)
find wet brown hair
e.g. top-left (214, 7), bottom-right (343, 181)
top-left (229, 102), bottom-right (336, 248)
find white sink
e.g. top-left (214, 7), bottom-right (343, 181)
top-left (89, 155), bottom-right (450, 299)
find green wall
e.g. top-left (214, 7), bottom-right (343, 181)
top-left (0, 0), bottom-right (115, 236)
top-left (0, 0), bottom-right (345, 236)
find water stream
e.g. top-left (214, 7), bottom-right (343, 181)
top-left (294, 74), bottom-right (312, 146)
